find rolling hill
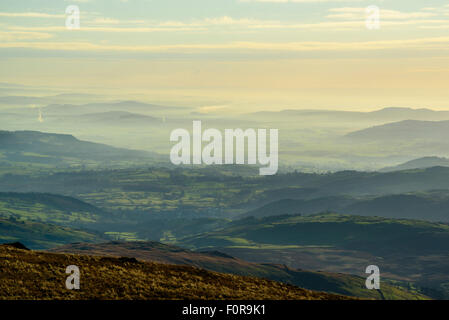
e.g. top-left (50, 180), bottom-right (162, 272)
top-left (0, 218), bottom-right (104, 249)
top-left (241, 192), bottom-right (449, 222)
top-left (0, 192), bottom-right (110, 249)
top-left (181, 213), bottom-right (449, 255)
top-left (0, 192), bottom-right (106, 227)
top-left (287, 166), bottom-right (449, 196)
top-left (0, 130), bottom-right (161, 168)
top-left (0, 243), bottom-right (349, 300)
top-left (344, 193), bottom-right (449, 221)
top-left (241, 197), bottom-right (354, 219)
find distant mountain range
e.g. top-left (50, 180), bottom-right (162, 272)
top-left (250, 107), bottom-right (449, 123)
top-left (76, 111), bottom-right (159, 124)
top-left (0, 93), bottom-right (104, 106)
top-left (4, 101), bottom-right (449, 170)
top-left (381, 157), bottom-right (449, 172)
top-left (346, 120), bottom-right (449, 141)
top-left (0, 97), bottom-right (182, 113)
top-left (41, 100), bottom-right (181, 116)
top-left (343, 120), bottom-right (449, 158)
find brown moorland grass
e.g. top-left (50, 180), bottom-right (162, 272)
top-left (0, 244), bottom-right (353, 300)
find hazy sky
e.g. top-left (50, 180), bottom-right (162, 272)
top-left (1, 0), bottom-right (449, 112)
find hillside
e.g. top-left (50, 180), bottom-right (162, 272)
top-left (0, 244), bottom-right (349, 300)
top-left (0, 192), bottom-right (106, 227)
top-left (344, 193), bottom-right (449, 221)
top-left (241, 197), bottom-right (354, 219)
top-left (0, 130), bottom-right (159, 169)
top-left (50, 241), bottom-right (424, 300)
top-left (0, 218), bottom-right (104, 249)
top-left (284, 166), bottom-right (449, 196)
top-left (182, 213), bottom-right (449, 255)
top-left (241, 192), bottom-right (449, 222)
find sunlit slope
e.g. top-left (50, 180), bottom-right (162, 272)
top-left (0, 192), bottom-right (105, 226)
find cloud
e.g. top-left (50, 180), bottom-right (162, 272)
top-left (327, 7), bottom-right (438, 20)
top-left (197, 105), bottom-right (229, 113)
top-left (0, 31), bottom-right (53, 41)
top-left (249, 19), bottom-right (448, 31)
top-left (0, 12), bottom-right (64, 18)
top-left (1, 37), bottom-right (448, 53)
top-left (7, 25), bottom-right (206, 33)
top-left (92, 18), bottom-right (122, 25)
top-left (155, 16), bottom-right (275, 27)
top-left (4, 16), bottom-right (271, 34)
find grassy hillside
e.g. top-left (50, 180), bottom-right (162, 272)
top-left (344, 193), bottom-right (449, 222)
top-left (241, 197), bottom-right (353, 218)
top-left (0, 244), bottom-right (350, 300)
top-left (181, 213), bottom-right (449, 255)
top-left (0, 192), bottom-right (105, 226)
top-left (0, 191), bottom-right (233, 247)
top-left (242, 192), bottom-right (449, 222)
top-left (0, 218), bottom-right (104, 249)
top-left (50, 241), bottom-right (428, 300)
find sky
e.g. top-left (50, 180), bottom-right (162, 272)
top-left (0, 0), bottom-right (449, 112)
